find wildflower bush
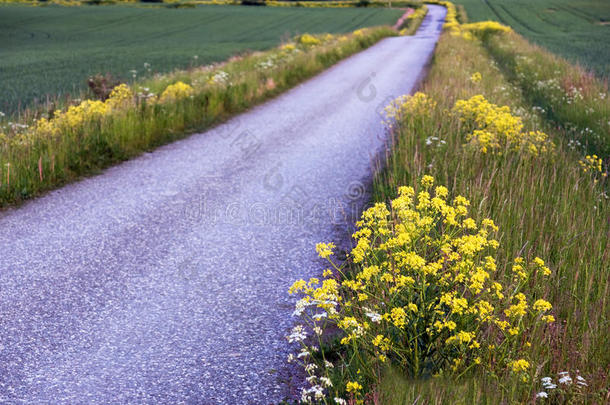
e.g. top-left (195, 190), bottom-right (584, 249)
top-left (288, 176), bottom-right (556, 403)
top-left (31, 84), bottom-right (134, 139)
top-left (383, 92), bottom-right (436, 127)
top-left (368, 7), bottom-right (608, 402)
top-left (534, 371), bottom-right (590, 401)
top-left (428, 0), bottom-right (512, 41)
top-left (158, 81), bottom-right (194, 103)
top-left (299, 33), bottom-right (322, 46)
top-left (453, 95), bottom-right (555, 155)
top-left (578, 154), bottom-right (608, 183)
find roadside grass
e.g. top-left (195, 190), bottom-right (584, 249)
top-left (287, 4), bottom-right (608, 404)
top-left (0, 3), bottom-right (405, 114)
top-left (372, 23), bottom-right (609, 405)
top-left (481, 31), bottom-right (610, 159)
top-left (450, 0), bottom-right (610, 80)
top-left (0, 10), bottom-right (433, 207)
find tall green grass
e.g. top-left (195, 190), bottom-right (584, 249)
top-left (373, 29), bottom-right (608, 404)
top-left (482, 31), bottom-right (610, 160)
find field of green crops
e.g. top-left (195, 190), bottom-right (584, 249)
top-left (452, 0), bottom-right (610, 79)
top-left (0, 4), bottom-right (403, 114)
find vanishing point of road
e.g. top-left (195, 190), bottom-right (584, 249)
top-left (0, 6), bottom-right (446, 404)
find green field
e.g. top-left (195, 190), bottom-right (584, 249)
top-left (452, 0), bottom-right (610, 79)
top-left (0, 4), bottom-right (402, 114)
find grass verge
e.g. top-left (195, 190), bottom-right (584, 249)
top-left (451, 0), bottom-right (610, 80)
top-left (373, 26), bottom-right (609, 405)
top-left (481, 31), bottom-right (610, 159)
top-left (0, 11), bottom-right (431, 207)
top-left (286, 3), bottom-right (608, 404)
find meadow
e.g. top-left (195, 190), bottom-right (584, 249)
top-left (451, 0), bottom-right (610, 79)
top-left (0, 3), bottom-right (403, 114)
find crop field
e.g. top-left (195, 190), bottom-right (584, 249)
top-left (452, 0), bottom-right (610, 79)
top-left (0, 4), bottom-right (403, 114)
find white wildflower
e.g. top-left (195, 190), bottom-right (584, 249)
top-left (300, 388), bottom-right (312, 403)
top-left (210, 70), bottom-right (229, 85)
top-left (293, 298), bottom-right (311, 317)
top-left (308, 385), bottom-right (325, 400)
top-left (558, 373), bottom-right (572, 385)
top-left (364, 308), bottom-right (382, 323)
top-left (312, 312), bottom-right (327, 320)
top-left (541, 376), bottom-right (557, 389)
top-left (320, 377), bottom-right (332, 387)
top-left (287, 325), bottom-right (307, 343)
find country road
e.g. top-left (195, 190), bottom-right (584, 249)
top-left (0, 5), bottom-right (446, 404)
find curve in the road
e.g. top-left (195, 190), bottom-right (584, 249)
top-left (0, 5), bottom-right (446, 404)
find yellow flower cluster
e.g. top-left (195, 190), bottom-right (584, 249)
top-left (298, 33), bottom-right (321, 46)
top-left (316, 242), bottom-right (336, 259)
top-left (345, 381), bottom-right (362, 393)
top-left (453, 94), bottom-right (555, 155)
top-left (159, 81), bottom-right (194, 104)
top-left (427, 0), bottom-right (511, 40)
top-left (106, 83), bottom-right (134, 109)
top-left (579, 154), bottom-right (603, 173)
top-left (383, 92), bottom-right (437, 125)
top-left (280, 43), bottom-right (296, 51)
top-left (509, 358), bottom-right (530, 373)
top-left (579, 154), bottom-right (607, 181)
top-left (34, 83), bottom-right (134, 138)
top-left (288, 176), bottom-right (557, 394)
top-left (462, 21), bottom-right (512, 38)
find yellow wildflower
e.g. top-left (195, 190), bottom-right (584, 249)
top-left (390, 307), bottom-right (407, 328)
top-left (533, 299), bottom-right (552, 312)
top-left (421, 175), bottom-right (435, 189)
top-left (159, 81), bottom-right (194, 103)
top-left (508, 359), bottom-right (530, 373)
top-left (316, 242), bottom-right (336, 259)
top-left (542, 315), bottom-right (555, 323)
top-left (346, 381), bottom-right (363, 393)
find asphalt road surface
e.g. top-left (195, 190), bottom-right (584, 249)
top-left (0, 5), bottom-right (446, 404)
